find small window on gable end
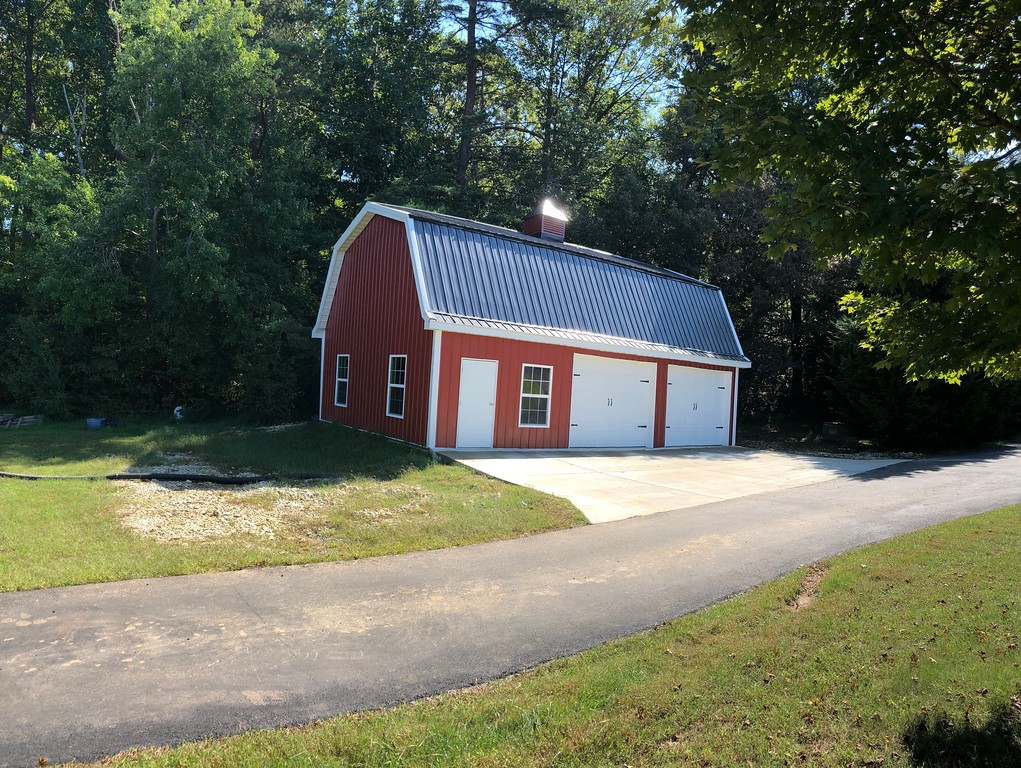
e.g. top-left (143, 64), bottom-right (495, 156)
top-left (335, 354), bottom-right (350, 407)
top-left (519, 364), bottom-right (552, 427)
top-left (387, 355), bottom-right (407, 418)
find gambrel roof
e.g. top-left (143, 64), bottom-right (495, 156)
top-left (313, 203), bottom-right (750, 367)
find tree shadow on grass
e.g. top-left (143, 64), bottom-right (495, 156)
top-left (902, 694), bottom-right (1021, 767)
top-left (0, 420), bottom-right (434, 481)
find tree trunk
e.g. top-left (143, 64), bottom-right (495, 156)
top-left (24, 0), bottom-right (37, 154)
top-left (455, 0), bottom-right (478, 187)
top-left (539, 30), bottom-right (559, 189)
top-left (788, 290), bottom-right (803, 405)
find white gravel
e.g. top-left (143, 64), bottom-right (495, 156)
top-left (114, 453), bottom-right (430, 542)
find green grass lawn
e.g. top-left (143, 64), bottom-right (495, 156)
top-left (78, 505), bottom-right (1020, 767)
top-left (0, 419), bottom-right (585, 592)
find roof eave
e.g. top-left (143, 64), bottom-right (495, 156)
top-left (424, 316), bottom-right (751, 368)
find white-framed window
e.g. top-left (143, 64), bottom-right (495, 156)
top-left (519, 364), bottom-right (552, 427)
top-left (387, 355), bottom-right (407, 418)
top-left (335, 354), bottom-right (350, 407)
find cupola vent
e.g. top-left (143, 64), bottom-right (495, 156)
top-left (522, 198), bottom-right (569, 243)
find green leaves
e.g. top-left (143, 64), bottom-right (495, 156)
top-left (674, 0), bottom-right (1021, 382)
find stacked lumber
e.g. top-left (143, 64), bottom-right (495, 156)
top-left (0, 414), bottom-right (43, 428)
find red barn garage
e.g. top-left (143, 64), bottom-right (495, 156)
top-left (312, 200), bottom-right (751, 450)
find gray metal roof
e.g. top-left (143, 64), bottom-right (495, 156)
top-left (383, 205), bottom-right (748, 363)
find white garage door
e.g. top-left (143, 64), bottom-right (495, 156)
top-left (569, 355), bottom-right (656, 448)
top-left (665, 365), bottom-right (731, 446)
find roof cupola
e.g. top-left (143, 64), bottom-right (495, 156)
top-left (522, 198), bottom-right (569, 243)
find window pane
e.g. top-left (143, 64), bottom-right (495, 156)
top-left (337, 355), bottom-right (349, 380)
top-left (522, 366), bottom-right (551, 395)
top-left (336, 380), bottom-right (348, 406)
top-left (390, 356), bottom-right (406, 386)
top-left (519, 396), bottom-right (548, 426)
top-left (519, 365), bottom-right (551, 426)
top-left (388, 387), bottom-right (405, 417)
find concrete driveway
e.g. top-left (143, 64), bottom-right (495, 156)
top-left (443, 447), bottom-right (904, 523)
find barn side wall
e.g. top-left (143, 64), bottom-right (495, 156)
top-left (321, 216), bottom-right (431, 446)
top-left (435, 331), bottom-right (737, 449)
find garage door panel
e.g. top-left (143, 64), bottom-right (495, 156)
top-left (569, 355), bottom-right (655, 448)
top-left (665, 365), bottom-right (731, 446)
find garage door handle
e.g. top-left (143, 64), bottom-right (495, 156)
top-left (571, 423), bottom-right (578, 427)
top-left (637, 425), bottom-right (647, 428)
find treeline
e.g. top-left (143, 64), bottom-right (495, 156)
top-left (1, 0), bottom-right (1017, 447)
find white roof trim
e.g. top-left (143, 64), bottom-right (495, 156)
top-left (717, 291), bottom-right (745, 358)
top-left (311, 202), bottom-right (411, 339)
top-left (405, 216), bottom-right (433, 324)
top-left (424, 316), bottom-right (751, 368)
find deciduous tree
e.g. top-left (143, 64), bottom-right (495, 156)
top-left (669, 0), bottom-right (1020, 382)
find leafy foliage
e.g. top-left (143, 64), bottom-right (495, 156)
top-left (674, 0), bottom-right (1021, 382)
top-left (1, 0), bottom-right (1018, 446)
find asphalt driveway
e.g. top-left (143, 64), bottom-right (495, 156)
top-left (443, 447), bottom-right (904, 522)
top-left (2, 446), bottom-right (1019, 766)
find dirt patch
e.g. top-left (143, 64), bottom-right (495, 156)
top-left (114, 474), bottom-right (431, 543)
top-left (789, 563), bottom-right (827, 610)
top-left (114, 480), bottom-right (328, 541)
top-left (115, 452), bottom-right (430, 542)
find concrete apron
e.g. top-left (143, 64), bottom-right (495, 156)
top-left (441, 447), bottom-right (905, 523)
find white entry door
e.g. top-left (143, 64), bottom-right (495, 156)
top-left (456, 358), bottom-right (498, 448)
top-left (665, 365), bottom-right (731, 446)
top-left (569, 354), bottom-right (656, 448)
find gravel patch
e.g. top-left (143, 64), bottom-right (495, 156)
top-left (114, 480), bottom-right (333, 542)
top-left (114, 452), bottom-right (432, 543)
top-left (124, 452), bottom-right (261, 477)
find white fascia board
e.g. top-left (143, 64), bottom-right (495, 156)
top-left (718, 291), bottom-right (747, 361)
top-left (424, 318), bottom-right (752, 369)
top-left (426, 330), bottom-right (443, 449)
top-left (311, 202), bottom-right (411, 338)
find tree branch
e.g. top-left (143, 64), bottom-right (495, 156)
top-left (892, 10), bottom-right (1021, 143)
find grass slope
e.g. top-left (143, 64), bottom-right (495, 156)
top-left (80, 505), bottom-right (1021, 768)
top-left (0, 420), bottom-right (584, 592)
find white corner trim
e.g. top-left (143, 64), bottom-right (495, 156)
top-left (731, 368), bottom-right (740, 446)
top-left (426, 330), bottom-right (443, 449)
top-left (317, 336), bottom-right (325, 420)
top-left (312, 202), bottom-right (412, 339)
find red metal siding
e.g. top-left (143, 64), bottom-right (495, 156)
top-left (435, 331), bottom-right (738, 449)
top-left (320, 216), bottom-right (431, 445)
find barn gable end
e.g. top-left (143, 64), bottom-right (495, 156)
top-left (319, 215), bottom-right (432, 446)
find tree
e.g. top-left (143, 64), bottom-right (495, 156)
top-left (315, 0), bottom-right (446, 216)
top-left (101, 0), bottom-right (318, 417)
top-left (669, 0), bottom-right (1021, 382)
top-left (511, 0), bottom-right (668, 205)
